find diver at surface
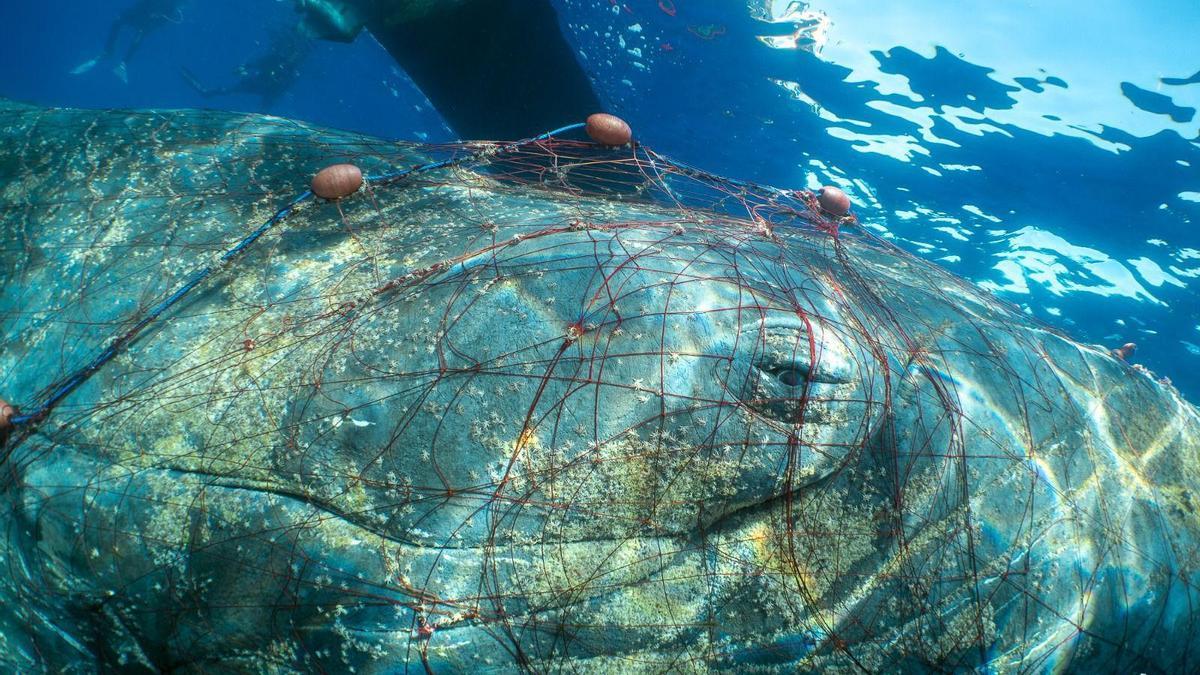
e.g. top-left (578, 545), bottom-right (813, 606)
top-left (70, 0), bottom-right (189, 84)
top-left (292, 0), bottom-right (603, 140)
top-left (181, 30), bottom-right (314, 109)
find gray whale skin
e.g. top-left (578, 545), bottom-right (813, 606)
top-left (1, 101), bottom-right (1199, 673)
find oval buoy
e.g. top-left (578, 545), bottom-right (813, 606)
top-left (816, 186), bottom-right (851, 216)
top-left (0, 397), bottom-right (14, 435)
top-left (311, 163), bottom-right (363, 200)
top-left (585, 113), bottom-right (633, 146)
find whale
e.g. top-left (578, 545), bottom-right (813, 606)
top-left (1, 101), bottom-right (1198, 672)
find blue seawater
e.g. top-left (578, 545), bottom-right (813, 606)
top-left (1, 0), bottom-right (1197, 401)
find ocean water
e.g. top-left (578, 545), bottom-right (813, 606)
top-left (2, 1), bottom-right (1195, 402)
top-left (2, 3), bottom-right (1200, 671)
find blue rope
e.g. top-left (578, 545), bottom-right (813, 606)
top-left (7, 122), bottom-right (588, 430)
top-left (370, 123), bottom-right (585, 184)
top-left (652, 150), bottom-right (791, 199)
top-left (10, 191), bottom-right (312, 426)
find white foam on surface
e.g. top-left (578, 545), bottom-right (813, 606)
top-left (1129, 257), bottom-right (1186, 288)
top-left (980, 227), bottom-right (1165, 305)
top-left (748, 0), bottom-right (1198, 157)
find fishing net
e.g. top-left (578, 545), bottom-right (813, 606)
top-left (1, 99), bottom-right (1198, 673)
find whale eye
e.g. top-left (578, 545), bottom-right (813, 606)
top-left (773, 367), bottom-right (806, 387)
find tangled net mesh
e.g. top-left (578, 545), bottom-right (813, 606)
top-left (0, 101), bottom-right (1198, 673)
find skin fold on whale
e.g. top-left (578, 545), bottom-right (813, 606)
top-left (0, 101), bottom-right (1198, 673)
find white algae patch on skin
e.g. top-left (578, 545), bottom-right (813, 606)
top-left (1, 102), bottom-right (1200, 672)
